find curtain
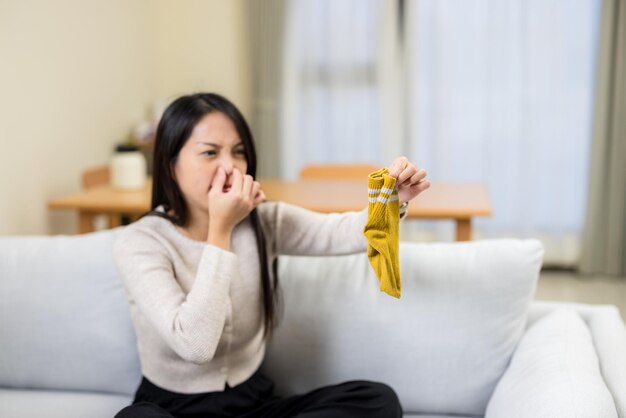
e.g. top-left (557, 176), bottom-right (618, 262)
top-left (261, 0), bottom-right (602, 267)
top-left (280, 0), bottom-right (402, 180)
top-left (579, 0), bottom-right (626, 277)
top-left (405, 0), bottom-right (601, 265)
top-left (246, 0), bottom-right (287, 178)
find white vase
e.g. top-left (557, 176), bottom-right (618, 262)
top-left (111, 146), bottom-right (147, 190)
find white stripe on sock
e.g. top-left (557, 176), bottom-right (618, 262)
top-left (369, 195), bottom-right (399, 205)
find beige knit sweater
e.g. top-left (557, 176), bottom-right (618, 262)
top-left (113, 201), bottom-right (368, 394)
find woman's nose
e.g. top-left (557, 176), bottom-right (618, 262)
top-left (219, 157), bottom-right (234, 174)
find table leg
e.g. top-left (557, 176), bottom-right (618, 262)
top-left (78, 212), bottom-right (96, 234)
top-left (456, 219), bottom-right (472, 241)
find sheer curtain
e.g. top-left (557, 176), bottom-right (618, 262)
top-left (280, 0), bottom-right (402, 180)
top-left (405, 0), bottom-right (601, 264)
top-left (279, 0), bottom-right (600, 266)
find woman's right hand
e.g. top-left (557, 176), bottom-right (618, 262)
top-left (206, 167), bottom-right (265, 245)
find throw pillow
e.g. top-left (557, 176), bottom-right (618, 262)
top-left (263, 239), bottom-right (543, 416)
top-left (0, 230), bottom-right (141, 395)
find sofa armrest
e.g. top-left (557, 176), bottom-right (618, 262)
top-left (529, 301), bottom-right (626, 417)
top-left (581, 305), bottom-right (626, 417)
top-left (486, 307), bottom-right (618, 418)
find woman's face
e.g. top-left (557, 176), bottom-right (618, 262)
top-left (173, 111), bottom-right (248, 220)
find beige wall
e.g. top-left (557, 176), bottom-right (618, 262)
top-left (0, 0), bottom-right (250, 235)
top-left (147, 0), bottom-right (251, 116)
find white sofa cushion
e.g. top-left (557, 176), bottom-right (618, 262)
top-left (485, 308), bottom-right (618, 418)
top-left (0, 389), bottom-right (131, 418)
top-left (262, 239), bottom-right (543, 416)
top-left (0, 230), bottom-right (141, 395)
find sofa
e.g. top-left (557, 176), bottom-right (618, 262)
top-left (0, 229), bottom-right (625, 418)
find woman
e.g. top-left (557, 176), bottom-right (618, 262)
top-left (114, 93), bottom-right (430, 418)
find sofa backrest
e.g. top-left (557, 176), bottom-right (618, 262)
top-left (0, 229), bottom-right (544, 416)
top-left (262, 239), bottom-right (544, 416)
top-left (0, 230), bottom-right (141, 396)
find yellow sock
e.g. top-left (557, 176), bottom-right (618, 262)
top-left (363, 168), bottom-right (401, 298)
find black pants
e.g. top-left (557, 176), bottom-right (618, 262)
top-left (115, 369), bottom-right (402, 418)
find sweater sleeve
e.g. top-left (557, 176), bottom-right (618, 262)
top-left (113, 226), bottom-right (236, 365)
top-left (258, 201), bottom-right (368, 256)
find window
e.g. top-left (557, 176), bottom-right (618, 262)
top-left (281, 0), bottom-right (601, 264)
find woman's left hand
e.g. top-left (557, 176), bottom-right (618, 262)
top-left (387, 156), bottom-right (431, 205)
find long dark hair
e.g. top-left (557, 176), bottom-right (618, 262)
top-left (149, 92), bottom-right (279, 338)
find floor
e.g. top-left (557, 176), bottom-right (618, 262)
top-left (536, 269), bottom-right (626, 322)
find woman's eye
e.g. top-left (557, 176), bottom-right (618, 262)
top-left (202, 150), bottom-right (217, 156)
top-left (235, 149), bottom-right (247, 156)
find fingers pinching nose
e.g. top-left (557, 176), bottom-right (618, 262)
top-left (212, 167), bottom-right (226, 188)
